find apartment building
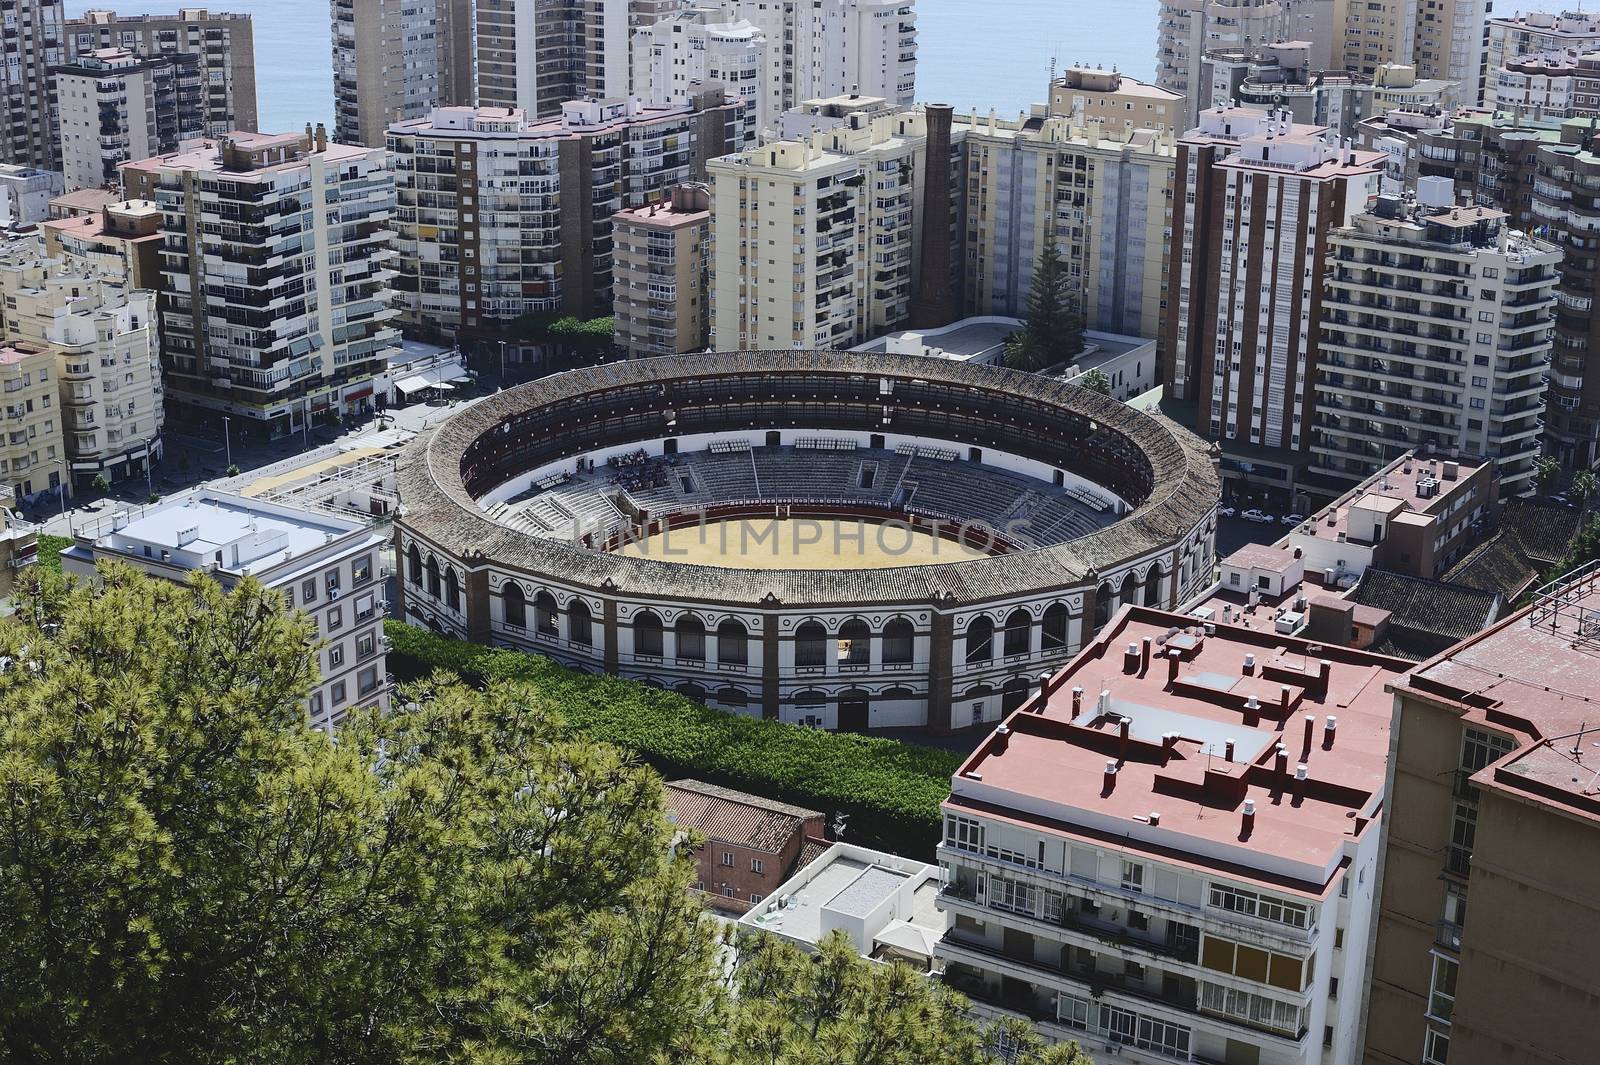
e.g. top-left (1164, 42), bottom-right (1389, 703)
top-left (1200, 43), bottom-right (1372, 143)
top-left (1482, 9), bottom-right (1600, 106)
top-left (62, 490), bottom-right (391, 731)
top-left (0, 485), bottom-right (38, 595)
top-left (1318, 182), bottom-right (1559, 495)
top-left (1534, 118), bottom-right (1600, 470)
top-left (1358, 106), bottom-right (1563, 217)
top-left (1284, 450), bottom-right (1497, 583)
top-left (1156, 0), bottom-right (1293, 129)
top-left (53, 48), bottom-right (205, 191)
top-left (936, 603), bottom-right (1409, 1065)
top-left (0, 341), bottom-right (65, 501)
top-left (66, 9), bottom-right (257, 136)
top-left (709, 104), bottom-right (930, 350)
top-left (331, 0), bottom-right (474, 148)
top-left (613, 183), bottom-right (711, 357)
top-left (1362, 561), bottom-right (1600, 1065)
top-left (631, 8), bottom-right (768, 133)
top-left (0, 257), bottom-right (162, 485)
top-left (0, 0), bottom-right (66, 172)
top-left (120, 127), bottom-right (399, 436)
top-left (1164, 107), bottom-right (1384, 469)
top-left (389, 90), bottom-right (743, 337)
top-left (1048, 66), bottom-right (1184, 139)
top-left (0, 164), bottom-right (63, 227)
top-left (1368, 64), bottom-right (1455, 116)
top-left (665, 778), bottom-right (826, 916)
top-left (952, 107), bottom-right (1175, 343)
top-left (476, 0), bottom-right (667, 117)
top-left (39, 197), bottom-right (164, 291)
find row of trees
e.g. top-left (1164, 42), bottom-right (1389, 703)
top-left (0, 565), bottom-right (1090, 1065)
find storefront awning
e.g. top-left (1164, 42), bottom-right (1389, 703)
top-left (395, 365), bottom-right (470, 395)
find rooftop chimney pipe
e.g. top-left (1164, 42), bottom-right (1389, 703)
top-left (1244, 652), bottom-right (1257, 675)
top-left (1125, 642), bottom-right (1142, 673)
top-left (1324, 715), bottom-right (1338, 748)
top-left (1167, 648), bottom-right (1181, 684)
top-left (1242, 797), bottom-right (1256, 836)
top-left (1072, 686), bottom-right (1084, 714)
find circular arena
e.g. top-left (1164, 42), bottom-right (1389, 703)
top-left (393, 351), bottom-right (1220, 732)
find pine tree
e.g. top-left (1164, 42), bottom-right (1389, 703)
top-left (1005, 240), bottom-right (1086, 373)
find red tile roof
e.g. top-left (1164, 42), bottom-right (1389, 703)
top-left (666, 779), bottom-right (822, 854)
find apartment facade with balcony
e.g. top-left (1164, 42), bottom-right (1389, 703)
top-left (53, 47), bottom-right (205, 192)
top-left (388, 90), bottom-right (744, 338)
top-left (631, 9), bottom-right (768, 134)
top-left (1362, 562), bottom-right (1600, 1065)
top-left (331, 0), bottom-right (473, 148)
top-left (66, 8), bottom-right (258, 136)
top-left (0, 341), bottom-right (65, 502)
top-left (121, 128), bottom-right (399, 436)
top-left (708, 104), bottom-right (928, 350)
top-left (1318, 185), bottom-right (1559, 496)
top-left (612, 183), bottom-right (710, 357)
top-left (1163, 107), bottom-right (1384, 486)
top-left (0, 0), bottom-right (66, 172)
top-left (63, 489), bottom-right (391, 730)
top-left (0, 256), bottom-right (163, 486)
top-left (935, 604), bottom-right (1409, 1064)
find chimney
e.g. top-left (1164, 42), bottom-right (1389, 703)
top-left (1274, 743), bottom-right (1288, 776)
top-left (314, 122), bottom-right (328, 153)
top-left (1224, 738), bottom-right (1236, 762)
top-left (1141, 636), bottom-right (1152, 674)
top-left (1318, 659), bottom-right (1332, 691)
top-left (909, 103), bottom-right (957, 327)
top-left (1303, 712), bottom-right (1317, 756)
top-left (1280, 684), bottom-right (1292, 718)
top-left (1071, 685), bottom-right (1084, 714)
top-left (1098, 689), bottom-right (1111, 714)
top-left (1243, 652), bottom-right (1257, 676)
top-left (1324, 715), bottom-right (1338, 749)
top-left (1294, 763), bottom-right (1309, 782)
top-left (1167, 648), bottom-right (1181, 684)
top-left (1242, 797), bottom-right (1257, 836)
top-left (1125, 642), bottom-right (1142, 673)
top-left (1161, 732), bottom-right (1178, 762)
top-left (993, 724), bottom-right (1011, 753)
top-left (1103, 759), bottom-right (1118, 793)
top-left (1244, 694), bottom-right (1260, 727)
top-left (1148, 811), bottom-right (1161, 827)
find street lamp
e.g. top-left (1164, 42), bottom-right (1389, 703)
top-left (55, 457), bottom-right (71, 535)
top-left (222, 415), bottom-right (232, 470)
top-left (498, 340), bottom-right (507, 389)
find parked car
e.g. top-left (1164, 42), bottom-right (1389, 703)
top-left (1242, 508), bottom-right (1274, 524)
top-left (1549, 493), bottom-right (1575, 508)
top-left (1217, 504), bottom-right (1237, 518)
top-left (1279, 513), bottom-right (1305, 526)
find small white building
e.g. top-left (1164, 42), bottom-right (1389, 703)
top-left (739, 841), bottom-right (948, 971)
top-left (375, 339), bottom-right (470, 409)
top-left (0, 164), bottom-right (64, 228)
top-left (1220, 543), bottom-right (1305, 599)
top-left (63, 490), bottom-right (391, 731)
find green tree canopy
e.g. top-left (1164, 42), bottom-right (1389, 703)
top-left (0, 566), bottom-right (1097, 1065)
top-left (1076, 368), bottom-right (1111, 396)
top-left (1004, 241), bottom-right (1085, 373)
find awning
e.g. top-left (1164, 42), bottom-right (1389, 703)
top-left (395, 364), bottom-right (470, 395)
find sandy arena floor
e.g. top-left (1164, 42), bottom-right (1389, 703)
top-left (613, 516), bottom-right (992, 570)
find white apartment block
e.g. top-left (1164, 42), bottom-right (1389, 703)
top-left (0, 255), bottom-right (163, 486)
top-left (388, 90), bottom-right (745, 332)
top-left (1156, 0), bottom-right (1295, 129)
top-left (934, 606), bottom-right (1403, 1065)
top-left (0, 164), bottom-right (64, 227)
top-left (1482, 10), bottom-right (1600, 106)
top-left (1164, 107), bottom-right (1384, 455)
top-left (53, 47), bottom-right (205, 192)
top-left (121, 128), bottom-right (400, 436)
top-left (476, 0), bottom-right (652, 118)
top-left (632, 8), bottom-right (769, 133)
top-left (63, 490), bottom-right (391, 731)
top-left (0, 340), bottom-right (66, 502)
top-left (709, 104), bottom-right (927, 350)
top-left (1319, 181), bottom-right (1559, 496)
top-left (704, 0), bottom-right (916, 125)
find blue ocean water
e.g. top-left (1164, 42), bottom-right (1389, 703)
top-left (69, 0), bottom-right (1159, 135)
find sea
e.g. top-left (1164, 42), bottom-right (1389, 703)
top-left (69, 0), bottom-right (1160, 135)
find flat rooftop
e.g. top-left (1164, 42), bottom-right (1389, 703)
top-left (1403, 563), bottom-right (1600, 820)
top-left (92, 491), bottom-right (361, 575)
top-left (852, 318), bottom-right (1019, 361)
top-left (950, 605), bottom-right (1411, 893)
top-left (1293, 452), bottom-right (1487, 544)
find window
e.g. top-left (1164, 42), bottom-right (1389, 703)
top-left (674, 615), bottom-right (704, 660)
top-left (1041, 602), bottom-right (1068, 650)
top-left (301, 577), bottom-right (317, 604)
top-left (325, 568), bottom-right (341, 596)
top-left (1428, 956), bottom-right (1458, 1023)
top-left (1424, 1026), bottom-right (1451, 1064)
top-left (945, 815), bottom-right (983, 852)
top-left (721, 851), bottom-right (734, 867)
top-left (882, 618), bottom-right (914, 663)
top-left (326, 605), bottom-right (343, 632)
top-left (1002, 609), bottom-right (1031, 656)
top-left (502, 583), bottom-right (527, 628)
top-left (838, 618), bottom-right (871, 665)
top-left (750, 858), bottom-right (763, 873)
top-left (328, 644), bottom-right (344, 670)
top-left (795, 620), bottom-right (827, 667)
top-left (1209, 883), bottom-right (1311, 928)
top-left (352, 555), bottom-right (372, 584)
top-left (569, 600), bottom-right (593, 646)
top-left (355, 594), bottom-right (376, 622)
top-left (634, 610), bottom-right (664, 657)
top-left (357, 631), bottom-right (376, 660)
top-left (533, 592), bottom-right (559, 637)
top-left (990, 875), bottom-right (1036, 915)
top-left (964, 616), bottom-right (994, 664)
top-left (1121, 860), bottom-right (1145, 893)
top-left (717, 619), bottom-right (748, 665)
top-left (331, 680), bottom-right (347, 705)
top-left (1330, 976), bottom-right (1340, 999)
top-left (750, 894), bottom-right (763, 904)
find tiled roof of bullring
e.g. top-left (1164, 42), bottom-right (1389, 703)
top-left (394, 351), bottom-right (1222, 607)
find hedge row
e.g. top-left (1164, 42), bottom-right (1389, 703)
top-left (384, 621), bottom-right (961, 856)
